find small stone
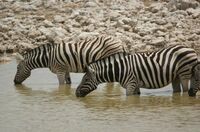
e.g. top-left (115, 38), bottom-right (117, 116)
top-left (33, 15), bottom-right (45, 21)
top-left (147, 3), bottom-right (163, 13)
top-left (78, 32), bottom-right (99, 39)
top-left (109, 11), bottom-right (121, 21)
top-left (28, 29), bottom-right (41, 38)
top-left (150, 37), bottom-right (166, 46)
top-left (153, 19), bottom-right (168, 25)
top-left (123, 25), bottom-right (131, 31)
top-left (38, 26), bottom-right (55, 39)
top-left (43, 20), bottom-right (54, 27)
top-left (85, 2), bottom-right (98, 7)
top-left (52, 27), bottom-right (68, 38)
top-left (122, 17), bottom-right (137, 27)
top-left (54, 15), bottom-right (65, 23)
top-left (0, 23), bottom-right (9, 32)
top-left (187, 34), bottom-right (199, 41)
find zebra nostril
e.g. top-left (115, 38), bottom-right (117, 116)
top-left (76, 89), bottom-right (82, 97)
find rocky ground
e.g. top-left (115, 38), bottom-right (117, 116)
top-left (0, 0), bottom-right (200, 61)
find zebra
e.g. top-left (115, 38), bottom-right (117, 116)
top-left (14, 35), bottom-right (127, 85)
top-left (76, 45), bottom-right (200, 97)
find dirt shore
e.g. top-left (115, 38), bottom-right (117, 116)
top-left (0, 0), bottom-right (200, 60)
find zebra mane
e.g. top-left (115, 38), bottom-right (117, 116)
top-left (87, 52), bottom-right (130, 66)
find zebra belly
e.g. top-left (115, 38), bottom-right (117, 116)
top-left (140, 79), bottom-right (171, 89)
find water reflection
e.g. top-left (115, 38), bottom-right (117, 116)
top-left (15, 84), bottom-right (72, 94)
top-left (14, 82), bottom-right (200, 111)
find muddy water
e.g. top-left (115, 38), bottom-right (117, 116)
top-left (0, 60), bottom-right (200, 132)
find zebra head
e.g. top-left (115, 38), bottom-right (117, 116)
top-left (188, 62), bottom-right (200, 96)
top-left (14, 54), bottom-right (31, 84)
top-left (76, 66), bottom-right (98, 97)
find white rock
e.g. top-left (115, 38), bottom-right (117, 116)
top-left (150, 37), bottom-right (166, 46)
top-left (109, 11), bottom-right (121, 21)
top-left (28, 29), bottom-right (41, 38)
top-left (52, 27), bottom-right (68, 38)
top-left (187, 34), bottom-right (199, 41)
top-left (38, 26), bottom-right (55, 39)
top-left (121, 17), bottom-right (137, 26)
top-left (152, 19), bottom-right (167, 25)
top-left (78, 32), bottom-right (99, 39)
top-left (0, 23), bottom-right (9, 32)
top-left (186, 8), bottom-right (200, 18)
top-left (147, 3), bottom-right (163, 13)
top-left (43, 20), bottom-right (54, 27)
top-left (168, 0), bottom-right (199, 11)
top-left (85, 2), bottom-right (98, 7)
top-left (54, 15), bottom-right (65, 23)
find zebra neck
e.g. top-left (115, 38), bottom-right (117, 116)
top-left (24, 54), bottom-right (49, 70)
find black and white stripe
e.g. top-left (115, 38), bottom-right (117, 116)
top-left (76, 45), bottom-right (199, 97)
top-left (14, 35), bottom-right (127, 84)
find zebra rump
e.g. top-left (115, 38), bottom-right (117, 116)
top-left (14, 35), bottom-right (127, 85)
top-left (76, 45), bottom-right (200, 97)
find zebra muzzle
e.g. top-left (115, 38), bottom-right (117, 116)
top-left (14, 79), bottom-right (22, 85)
top-left (188, 88), bottom-right (196, 97)
top-left (76, 89), bottom-right (87, 97)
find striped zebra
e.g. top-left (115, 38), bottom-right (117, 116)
top-left (76, 45), bottom-right (200, 97)
top-left (14, 35), bottom-right (127, 85)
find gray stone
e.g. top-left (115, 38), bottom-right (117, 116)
top-left (0, 23), bottom-right (9, 32)
top-left (28, 28), bottom-right (41, 38)
top-left (187, 34), bottom-right (199, 41)
top-left (52, 27), bottom-right (68, 38)
top-left (150, 37), bottom-right (166, 46)
top-left (152, 19), bottom-right (168, 25)
top-left (43, 20), bottom-right (54, 27)
top-left (85, 2), bottom-right (98, 7)
top-left (147, 3), bottom-right (163, 13)
top-left (186, 8), bottom-right (200, 18)
top-left (38, 26), bottom-right (55, 39)
top-left (54, 15), bottom-right (65, 23)
top-left (78, 32), bottom-right (99, 39)
top-left (168, 0), bottom-right (199, 11)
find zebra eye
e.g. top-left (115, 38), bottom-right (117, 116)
top-left (85, 78), bottom-right (90, 81)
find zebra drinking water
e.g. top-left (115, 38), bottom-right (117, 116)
top-left (76, 45), bottom-right (200, 97)
top-left (14, 35), bottom-right (127, 85)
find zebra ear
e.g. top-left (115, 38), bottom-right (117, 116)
top-left (14, 53), bottom-right (24, 62)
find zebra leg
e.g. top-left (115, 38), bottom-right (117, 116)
top-left (57, 73), bottom-right (65, 85)
top-left (126, 86), bottom-right (140, 96)
top-left (125, 81), bottom-right (140, 96)
top-left (65, 72), bottom-right (71, 84)
top-left (172, 77), bottom-right (181, 93)
top-left (180, 79), bottom-right (189, 92)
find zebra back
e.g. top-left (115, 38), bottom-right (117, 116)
top-left (88, 45), bottom-right (198, 88)
top-left (52, 35), bottom-right (127, 72)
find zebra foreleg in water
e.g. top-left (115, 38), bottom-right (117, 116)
top-left (65, 72), bottom-right (71, 84)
